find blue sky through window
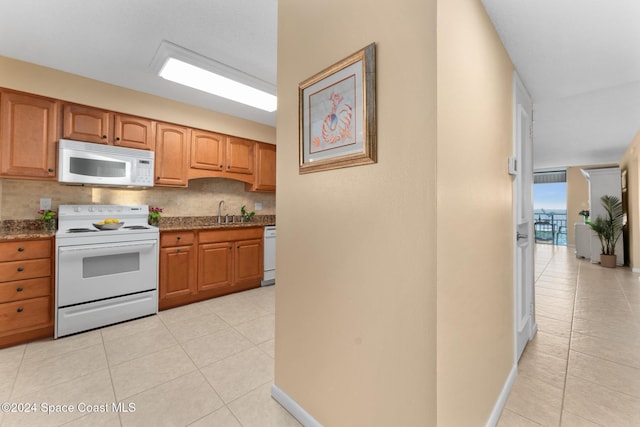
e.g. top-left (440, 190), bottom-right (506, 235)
top-left (534, 182), bottom-right (567, 211)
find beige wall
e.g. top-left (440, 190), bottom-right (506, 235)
top-left (566, 167), bottom-right (590, 245)
top-left (277, 0), bottom-right (515, 426)
top-left (620, 131), bottom-right (640, 270)
top-left (436, 0), bottom-right (515, 425)
top-left (0, 56), bottom-right (276, 220)
top-left (276, 0), bottom-right (437, 425)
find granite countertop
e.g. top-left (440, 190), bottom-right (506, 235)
top-left (0, 216), bottom-right (276, 240)
top-left (0, 220), bottom-right (56, 240)
top-left (158, 215), bottom-right (276, 232)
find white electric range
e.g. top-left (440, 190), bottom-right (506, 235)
top-left (55, 204), bottom-right (159, 338)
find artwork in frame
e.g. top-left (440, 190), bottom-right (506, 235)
top-left (298, 43), bottom-right (376, 174)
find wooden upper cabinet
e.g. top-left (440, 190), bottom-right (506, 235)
top-left (0, 90), bottom-right (59, 179)
top-left (63, 103), bottom-right (111, 144)
top-left (248, 143), bottom-right (276, 192)
top-left (190, 130), bottom-right (225, 171)
top-left (226, 136), bottom-right (254, 175)
top-left (113, 114), bottom-right (154, 150)
top-left (155, 122), bottom-right (190, 187)
top-left (63, 104), bottom-right (153, 150)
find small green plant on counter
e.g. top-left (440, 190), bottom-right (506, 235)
top-left (148, 206), bottom-right (163, 226)
top-left (38, 209), bottom-right (56, 231)
top-left (241, 205), bottom-right (255, 222)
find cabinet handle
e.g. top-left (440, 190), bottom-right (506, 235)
top-left (156, 176), bottom-right (160, 180)
top-left (16, 307), bottom-right (23, 313)
top-left (17, 247), bottom-right (24, 252)
top-left (177, 236), bottom-right (181, 240)
top-left (47, 168), bottom-right (54, 173)
top-left (115, 137), bottom-right (121, 141)
top-left (176, 248), bottom-right (181, 253)
top-left (102, 135), bottom-right (108, 139)
top-left (16, 286), bottom-right (23, 292)
top-left (17, 266), bottom-right (24, 272)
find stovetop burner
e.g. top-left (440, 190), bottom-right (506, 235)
top-left (67, 228), bottom-right (98, 233)
top-left (56, 204), bottom-right (158, 241)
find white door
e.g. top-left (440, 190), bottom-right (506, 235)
top-left (513, 73), bottom-right (535, 361)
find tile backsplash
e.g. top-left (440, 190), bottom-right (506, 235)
top-left (0, 178), bottom-right (275, 220)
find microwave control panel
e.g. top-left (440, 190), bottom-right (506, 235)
top-left (133, 159), bottom-right (154, 186)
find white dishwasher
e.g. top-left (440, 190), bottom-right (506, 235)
top-left (262, 226), bottom-right (276, 286)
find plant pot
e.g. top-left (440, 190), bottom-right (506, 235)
top-left (600, 254), bottom-right (617, 268)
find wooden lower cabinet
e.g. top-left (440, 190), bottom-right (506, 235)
top-left (234, 238), bottom-right (263, 287)
top-left (159, 232), bottom-right (196, 310)
top-left (0, 238), bottom-right (54, 349)
top-left (159, 227), bottom-right (263, 310)
top-left (198, 242), bottom-right (233, 294)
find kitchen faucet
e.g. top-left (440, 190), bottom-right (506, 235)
top-left (217, 200), bottom-right (225, 224)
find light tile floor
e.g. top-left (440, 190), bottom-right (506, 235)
top-left (499, 244), bottom-right (640, 427)
top-left (0, 286), bottom-right (301, 427)
top-left (4, 246), bottom-right (639, 426)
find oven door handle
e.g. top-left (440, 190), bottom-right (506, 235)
top-left (58, 240), bottom-right (158, 254)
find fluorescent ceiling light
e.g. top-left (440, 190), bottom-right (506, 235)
top-left (159, 57), bottom-right (277, 112)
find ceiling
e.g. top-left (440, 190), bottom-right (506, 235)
top-left (1, 1), bottom-right (638, 170)
top-left (0, 0), bottom-right (277, 126)
top-left (482, 0), bottom-right (640, 170)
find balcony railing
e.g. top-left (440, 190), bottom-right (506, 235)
top-left (534, 212), bottom-right (567, 246)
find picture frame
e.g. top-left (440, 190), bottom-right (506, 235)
top-left (298, 43), bottom-right (376, 174)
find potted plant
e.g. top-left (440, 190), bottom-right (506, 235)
top-left (241, 205), bottom-right (255, 223)
top-left (586, 195), bottom-right (623, 268)
top-left (148, 206), bottom-right (163, 227)
top-left (39, 209), bottom-right (56, 231)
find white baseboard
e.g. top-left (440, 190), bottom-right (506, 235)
top-left (485, 363), bottom-right (518, 427)
top-left (633, 267), bottom-right (640, 273)
top-left (271, 384), bottom-right (322, 427)
top-left (273, 364), bottom-right (518, 427)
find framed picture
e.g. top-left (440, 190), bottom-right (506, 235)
top-left (298, 43), bottom-right (376, 174)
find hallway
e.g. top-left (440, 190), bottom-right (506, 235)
top-left (499, 245), bottom-right (640, 426)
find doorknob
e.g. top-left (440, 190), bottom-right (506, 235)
top-left (517, 232), bottom-right (528, 240)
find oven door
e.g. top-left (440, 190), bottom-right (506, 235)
top-left (57, 240), bottom-right (158, 307)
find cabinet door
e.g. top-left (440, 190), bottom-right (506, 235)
top-left (253, 143), bottom-right (276, 191)
top-left (0, 91), bottom-right (58, 179)
top-left (226, 136), bottom-right (254, 175)
top-left (155, 123), bottom-right (190, 186)
top-left (159, 246), bottom-right (196, 304)
top-left (198, 242), bottom-right (233, 292)
top-left (114, 114), bottom-right (154, 150)
top-left (190, 130), bottom-right (225, 171)
top-left (63, 103), bottom-right (111, 144)
top-left (234, 238), bottom-right (263, 287)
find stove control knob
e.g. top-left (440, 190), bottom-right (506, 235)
top-left (74, 207), bottom-right (81, 212)
top-left (88, 207), bottom-right (94, 212)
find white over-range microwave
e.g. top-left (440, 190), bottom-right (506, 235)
top-left (58, 139), bottom-right (154, 188)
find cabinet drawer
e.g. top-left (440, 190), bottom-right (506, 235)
top-left (199, 227), bottom-right (263, 244)
top-left (0, 259), bottom-right (51, 282)
top-left (0, 297), bottom-right (51, 333)
top-left (0, 277), bottom-right (51, 303)
top-left (161, 231), bottom-right (195, 247)
top-left (0, 240), bottom-right (51, 262)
